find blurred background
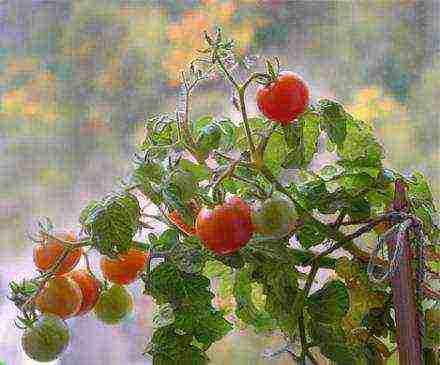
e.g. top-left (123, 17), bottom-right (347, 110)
top-left (0, 1), bottom-right (438, 364)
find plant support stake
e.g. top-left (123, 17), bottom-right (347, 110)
top-left (388, 180), bottom-right (423, 365)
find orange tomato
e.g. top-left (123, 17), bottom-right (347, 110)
top-left (168, 210), bottom-right (196, 235)
top-left (33, 231), bottom-right (82, 275)
top-left (67, 269), bottom-right (101, 316)
top-left (100, 248), bottom-right (149, 285)
top-left (35, 276), bottom-right (83, 318)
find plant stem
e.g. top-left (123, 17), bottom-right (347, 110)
top-left (298, 311), bottom-right (307, 365)
top-left (237, 87), bottom-right (257, 158)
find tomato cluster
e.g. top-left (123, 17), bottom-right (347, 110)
top-left (21, 232), bottom-right (148, 362)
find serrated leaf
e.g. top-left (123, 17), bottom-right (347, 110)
top-left (265, 129), bottom-right (288, 176)
top-left (296, 220), bottom-right (327, 248)
top-left (196, 123), bottom-right (223, 159)
top-left (318, 99), bottom-right (348, 148)
top-left (306, 280), bottom-right (350, 324)
top-left (301, 111), bottom-right (321, 165)
top-left (282, 144), bottom-right (305, 169)
top-left (339, 118), bottom-right (384, 164)
top-left (179, 159), bottom-right (211, 181)
top-left (233, 268), bottom-right (276, 333)
top-left (81, 192), bottom-right (140, 257)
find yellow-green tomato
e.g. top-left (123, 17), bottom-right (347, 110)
top-left (94, 284), bottom-right (133, 325)
top-left (21, 314), bottom-right (70, 362)
top-left (251, 196), bottom-right (298, 238)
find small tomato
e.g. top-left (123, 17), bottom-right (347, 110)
top-left (94, 284), bottom-right (133, 325)
top-left (67, 269), bottom-right (101, 316)
top-left (21, 314), bottom-right (70, 362)
top-left (35, 276), bottom-right (83, 319)
top-left (100, 248), bottom-right (149, 285)
top-left (251, 196), bottom-right (298, 238)
top-left (33, 231), bottom-right (82, 275)
top-left (256, 71), bottom-right (310, 125)
top-left (195, 196), bottom-right (253, 255)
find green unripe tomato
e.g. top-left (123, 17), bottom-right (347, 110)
top-left (94, 284), bottom-right (133, 325)
top-left (169, 170), bottom-right (197, 201)
top-left (21, 314), bottom-right (70, 362)
top-left (251, 196), bottom-right (298, 238)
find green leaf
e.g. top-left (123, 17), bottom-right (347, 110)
top-left (296, 220), bottom-right (327, 248)
top-left (196, 123), bottom-right (223, 159)
top-left (193, 115), bottom-right (214, 133)
top-left (306, 280), bottom-right (350, 324)
top-left (317, 99), bottom-right (348, 148)
top-left (179, 159), bottom-right (211, 181)
top-left (283, 122), bottom-right (302, 149)
top-left (217, 119), bottom-right (237, 151)
top-left (146, 326), bottom-right (209, 365)
top-left (301, 111), bottom-right (321, 165)
top-left (265, 128), bottom-right (288, 176)
top-left (347, 197), bottom-right (371, 221)
top-left (233, 268), bottom-right (276, 333)
top-left (339, 118), bottom-right (384, 164)
top-left (282, 145), bottom-right (304, 169)
top-left (161, 182), bottom-right (193, 225)
top-left (81, 192), bottom-right (140, 257)
top-left (310, 322), bottom-right (357, 365)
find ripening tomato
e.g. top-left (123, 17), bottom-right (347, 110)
top-left (251, 196), bottom-right (298, 238)
top-left (168, 210), bottom-right (196, 235)
top-left (33, 231), bottom-right (82, 275)
top-left (21, 314), bottom-right (70, 362)
top-left (35, 276), bottom-right (83, 319)
top-left (100, 248), bottom-right (149, 285)
top-left (256, 71), bottom-right (310, 125)
top-left (195, 196), bottom-right (253, 255)
top-left (67, 269), bottom-right (101, 316)
top-left (94, 284), bottom-right (133, 325)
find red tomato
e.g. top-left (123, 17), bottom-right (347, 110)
top-left (33, 231), bottom-right (82, 275)
top-left (100, 248), bottom-right (149, 285)
top-left (168, 210), bottom-right (196, 235)
top-left (195, 196), bottom-right (253, 255)
top-left (35, 276), bottom-right (83, 319)
top-left (256, 71), bottom-right (310, 125)
top-left (67, 269), bottom-right (101, 316)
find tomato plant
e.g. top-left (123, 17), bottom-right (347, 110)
top-left (7, 29), bottom-right (439, 365)
top-left (21, 314), bottom-right (70, 362)
top-left (196, 196), bottom-right (254, 255)
top-left (33, 231), bottom-right (82, 275)
top-left (94, 284), bottom-right (133, 325)
top-left (256, 71), bottom-right (310, 125)
top-left (35, 276), bottom-right (83, 319)
top-left (67, 269), bottom-right (101, 316)
top-left (100, 248), bottom-right (149, 285)
top-left (251, 196), bottom-right (298, 238)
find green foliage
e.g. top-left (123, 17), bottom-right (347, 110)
top-left (80, 192), bottom-right (140, 257)
top-left (143, 262), bottom-right (232, 362)
top-left (306, 280), bottom-right (350, 324)
top-left (233, 267), bottom-right (276, 333)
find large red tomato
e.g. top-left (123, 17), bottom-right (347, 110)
top-left (256, 71), bottom-right (310, 125)
top-left (195, 196), bottom-right (253, 255)
top-left (33, 231), bottom-right (82, 275)
top-left (35, 276), bottom-right (83, 319)
top-left (67, 269), bottom-right (101, 316)
top-left (100, 248), bottom-right (149, 285)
